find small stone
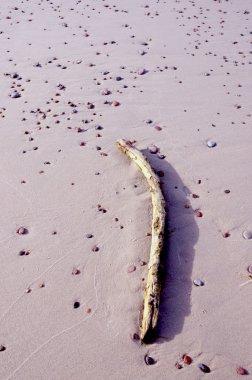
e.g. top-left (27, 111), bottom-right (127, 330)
top-left (223, 232), bottom-right (230, 238)
top-left (236, 367), bottom-right (248, 375)
top-left (115, 76), bottom-right (123, 81)
top-left (16, 227), bottom-right (28, 235)
top-left (39, 283), bottom-right (45, 288)
top-left (137, 67), bottom-right (146, 75)
top-left (207, 140), bottom-right (217, 148)
top-left (72, 268), bottom-right (80, 275)
top-left (127, 264), bottom-right (136, 273)
top-left (154, 125), bottom-right (162, 131)
top-left (132, 333), bottom-right (140, 341)
top-left (195, 210), bottom-right (203, 217)
top-left (148, 144), bottom-right (158, 154)
top-left (95, 125), bottom-right (103, 130)
top-left (10, 91), bottom-right (21, 98)
top-left (86, 308), bottom-right (92, 314)
top-left (224, 189), bottom-right (230, 194)
top-left (157, 170), bottom-right (164, 177)
top-left (92, 245), bottom-right (99, 252)
top-left (86, 233), bottom-right (93, 239)
top-left (243, 230), bottom-right (252, 240)
top-left (193, 279), bottom-right (204, 286)
top-left (144, 354), bottom-right (156, 365)
top-left (198, 363), bottom-right (211, 373)
top-left (25, 288), bottom-right (31, 293)
top-left (111, 101), bottom-right (120, 107)
top-left (157, 153), bottom-right (166, 159)
top-left (73, 301), bottom-right (80, 309)
top-left (138, 50), bottom-right (146, 55)
top-left (145, 119), bottom-right (152, 124)
top-left (183, 355), bottom-right (192, 365)
top-left (0, 345), bottom-right (6, 352)
top-left (101, 89), bottom-right (110, 95)
top-left (175, 362), bottom-right (183, 370)
top-left (247, 265), bottom-right (252, 274)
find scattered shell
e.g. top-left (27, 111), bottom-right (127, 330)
top-left (243, 230), bottom-right (252, 240)
top-left (193, 279), bottom-right (204, 287)
top-left (16, 227), bottom-right (28, 235)
top-left (198, 363), bottom-right (211, 373)
top-left (148, 144), bottom-right (159, 154)
top-left (207, 140), bottom-right (217, 148)
top-left (236, 367), bottom-right (248, 375)
top-left (127, 264), bottom-right (136, 273)
top-left (0, 345), bottom-right (6, 352)
top-left (247, 265), bottom-right (252, 274)
top-left (144, 354), bottom-right (156, 365)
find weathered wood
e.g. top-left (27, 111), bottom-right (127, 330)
top-left (116, 139), bottom-right (166, 343)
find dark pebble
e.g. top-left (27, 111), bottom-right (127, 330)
top-left (198, 363), bottom-right (211, 373)
top-left (73, 301), bottom-right (80, 309)
top-left (144, 354), bottom-right (156, 365)
top-left (0, 345), bottom-right (6, 352)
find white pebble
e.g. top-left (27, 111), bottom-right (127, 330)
top-left (243, 230), bottom-right (252, 240)
top-left (207, 140), bottom-right (217, 148)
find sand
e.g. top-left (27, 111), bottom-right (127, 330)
top-left (0, 0), bottom-right (252, 379)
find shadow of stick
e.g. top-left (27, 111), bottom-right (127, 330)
top-left (142, 149), bottom-right (199, 342)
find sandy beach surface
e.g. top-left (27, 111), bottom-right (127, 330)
top-left (0, 0), bottom-right (252, 379)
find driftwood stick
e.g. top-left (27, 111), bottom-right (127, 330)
top-left (116, 139), bottom-right (166, 343)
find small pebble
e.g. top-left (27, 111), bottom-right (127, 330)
top-left (243, 230), bottom-right (252, 240)
top-left (101, 89), bottom-right (110, 95)
top-left (86, 233), bottom-right (93, 239)
top-left (132, 333), bottom-right (140, 341)
top-left (0, 345), bottom-right (6, 352)
top-left (157, 153), bottom-right (165, 159)
top-left (127, 264), bottom-right (136, 273)
top-left (195, 210), bottom-right (203, 218)
top-left (10, 91), bottom-right (21, 98)
top-left (138, 67), bottom-right (146, 75)
top-left (198, 363), bottom-right (211, 373)
top-left (72, 268), bottom-right (80, 275)
top-left (247, 265), bottom-right (252, 274)
top-left (193, 279), bottom-right (204, 286)
top-left (111, 101), bottom-right (120, 107)
top-left (86, 308), bottom-right (92, 314)
top-left (145, 119), bottom-right (152, 124)
top-left (16, 227), bottom-right (28, 235)
top-left (236, 367), bottom-right (248, 375)
top-left (144, 354), bottom-right (156, 365)
top-left (148, 144), bottom-right (158, 154)
top-left (207, 140), bottom-right (217, 148)
top-left (175, 362), bottom-right (183, 370)
top-left (73, 301), bottom-right (80, 309)
top-left (92, 245), bottom-right (99, 252)
top-left (183, 355), bottom-right (192, 365)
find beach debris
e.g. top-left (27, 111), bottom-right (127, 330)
top-left (207, 140), bottom-right (217, 148)
top-left (198, 363), bottom-right (211, 373)
top-left (16, 227), bottom-right (28, 235)
top-left (144, 354), bottom-right (156, 365)
top-left (243, 230), bottom-right (252, 240)
top-left (116, 139), bottom-right (166, 343)
top-left (127, 264), bottom-right (136, 273)
top-left (236, 367), bottom-right (248, 375)
top-left (0, 345), bottom-right (6, 352)
top-left (148, 144), bottom-right (159, 154)
top-left (193, 279), bottom-right (204, 286)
